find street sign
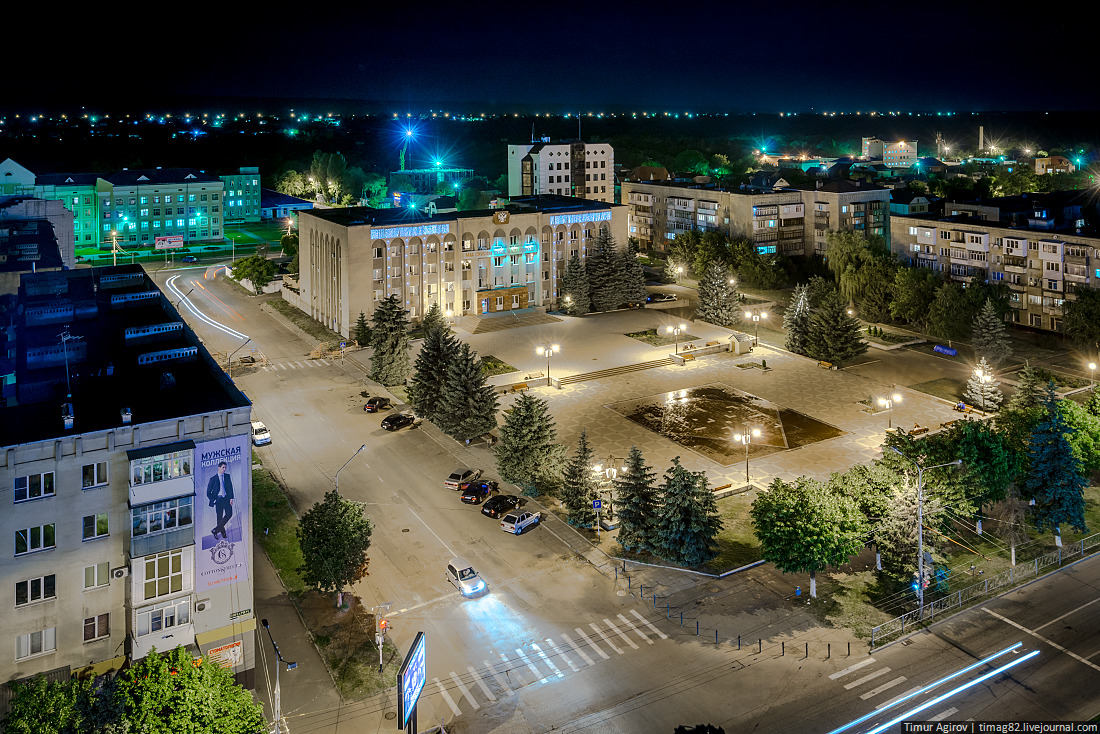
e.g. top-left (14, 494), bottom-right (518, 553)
top-left (397, 631), bottom-right (426, 729)
top-left (593, 499), bottom-right (602, 509)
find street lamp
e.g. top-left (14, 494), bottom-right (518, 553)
top-left (334, 444), bottom-right (367, 492)
top-left (877, 391), bottom-right (902, 429)
top-left (973, 365), bottom-right (993, 414)
top-left (733, 427), bottom-right (762, 483)
top-left (744, 309), bottom-right (768, 344)
top-left (665, 323), bottom-right (687, 354)
top-left (888, 448), bottom-right (962, 620)
top-left (536, 343), bottom-right (560, 385)
top-left (260, 619), bottom-right (297, 734)
top-left (675, 265), bottom-right (684, 284)
top-left (1089, 361), bottom-right (1096, 389)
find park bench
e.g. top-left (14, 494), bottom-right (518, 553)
top-left (910, 425), bottom-right (930, 436)
top-left (953, 402), bottom-right (974, 413)
top-left (512, 383), bottom-right (529, 393)
top-left (940, 419), bottom-right (961, 430)
top-left (705, 340), bottom-right (720, 347)
top-left (681, 353), bottom-right (696, 362)
top-left (818, 361), bottom-right (834, 369)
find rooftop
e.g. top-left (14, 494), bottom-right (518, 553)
top-left (301, 195), bottom-right (620, 228)
top-left (101, 168), bottom-right (222, 186)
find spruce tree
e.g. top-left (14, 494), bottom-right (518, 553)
top-left (421, 302), bottom-right (447, 334)
top-left (1086, 388), bottom-right (1100, 418)
top-left (437, 342), bottom-right (499, 442)
top-left (352, 311), bottom-right (371, 347)
top-left (586, 228), bottom-right (621, 312)
top-left (495, 392), bottom-right (560, 496)
top-left (1006, 364), bottom-right (1045, 411)
top-left (560, 254), bottom-right (590, 316)
top-left (613, 446), bottom-right (658, 554)
top-left (407, 323), bottom-right (458, 423)
top-left (1023, 384), bottom-right (1088, 535)
top-left (971, 298), bottom-right (1013, 367)
top-left (618, 238), bottom-right (649, 307)
top-left (783, 284), bottom-right (812, 355)
top-left (695, 260), bottom-right (742, 328)
top-left (805, 291), bottom-right (868, 365)
top-left (561, 429), bottom-right (598, 528)
top-left (370, 295), bottom-right (411, 386)
top-left (964, 356), bottom-right (1004, 413)
top-left (653, 457), bottom-right (721, 567)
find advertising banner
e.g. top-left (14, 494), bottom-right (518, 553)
top-left (195, 435), bottom-right (250, 591)
top-left (155, 235), bottom-right (185, 250)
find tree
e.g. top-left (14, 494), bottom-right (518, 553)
top-left (230, 254), bottom-right (277, 292)
top-left (964, 357), bottom-right (1004, 413)
top-left (420, 302), bottom-right (447, 334)
top-left (275, 170), bottom-right (306, 197)
top-left (2, 675), bottom-right (88, 734)
top-left (1062, 287), bottom-right (1100, 355)
top-left (873, 479), bottom-right (945, 581)
top-left (618, 238), bottom-right (649, 307)
top-left (750, 476), bottom-right (866, 597)
top-left (783, 284), bottom-right (812, 355)
top-left (362, 172), bottom-right (387, 206)
top-left (352, 311), bottom-right (371, 347)
top-left (279, 232), bottom-right (299, 258)
top-left (695, 260), bottom-right (742, 327)
top-left (824, 230), bottom-right (891, 306)
top-left (673, 149), bottom-right (709, 174)
top-left (988, 487), bottom-right (1031, 566)
top-left (613, 446), bottom-right (659, 554)
top-left (407, 321), bottom-right (458, 423)
top-left (889, 268), bottom-right (940, 327)
top-left (1022, 386), bottom-right (1088, 538)
top-left (805, 291), bottom-right (868, 365)
top-left (298, 489), bottom-right (372, 606)
top-left (1086, 388), bottom-right (1100, 418)
top-left (946, 419), bottom-right (1019, 515)
top-left (1005, 364), bottom-right (1045, 412)
top-left (653, 458), bottom-right (722, 567)
top-left (495, 392), bottom-right (561, 496)
top-left (856, 256), bottom-right (897, 324)
top-left (926, 282), bottom-right (970, 340)
top-left (370, 295), bottom-right (411, 386)
top-left (560, 254), bottom-right (590, 315)
top-left (1057, 399), bottom-right (1100, 477)
top-left (971, 299), bottom-right (1013, 367)
top-left (586, 228), bottom-right (623, 312)
top-left (561, 429), bottom-right (598, 528)
top-left (437, 342), bottom-right (498, 442)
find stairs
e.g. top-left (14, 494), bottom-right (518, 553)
top-left (460, 309), bottom-right (563, 334)
top-left (557, 357), bottom-right (676, 385)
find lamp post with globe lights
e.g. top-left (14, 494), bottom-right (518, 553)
top-left (1090, 361), bottom-right (1097, 390)
top-left (973, 365), bottom-right (993, 414)
top-left (536, 343), bottom-right (560, 386)
top-left (745, 309), bottom-right (768, 345)
top-left (734, 427), bottom-right (762, 483)
top-left (878, 391), bottom-right (902, 429)
top-left (666, 324), bottom-right (687, 354)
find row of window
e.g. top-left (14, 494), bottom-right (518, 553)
top-left (14, 561), bottom-right (112, 609)
top-left (104, 218), bottom-right (216, 231)
top-left (14, 462), bottom-right (108, 503)
top-left (14, 614), bottom-right (109, 661)
top-left (15, 514), bottom-right (110, 555)
top-left (106, 193), bottom-right (219, 206)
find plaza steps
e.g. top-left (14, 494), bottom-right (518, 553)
top-left (558, 357), bottom-right (676, 385)
top-left (460, 310), bottom-right (563, 334)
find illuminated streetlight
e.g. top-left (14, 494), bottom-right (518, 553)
top-left (536, 343), bottom-right (560, 385)
top-left (745, 309), bottom-right (768, 344)
top-left (877, 391), bottom-right (903, 429)
top-left (734, 428), bottom-right (762, 483)
top-left (665, 323), bottom-right (687, 354)
top-left (1089, 361), bottom-right (1096, 389)
top-left (973, 365), bottom-right (993, 414)
top-left (675, 265), bottom-right (684, 284)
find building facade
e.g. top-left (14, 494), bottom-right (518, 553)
top-left (861, 138), bottom-right (919, 168)
top-left (97, 169), bottom-right (226, 250)
top-left (1, 266), bottom-right (255, 690)
top-left (218, 167), bottom-right (261, 223)
top-left (507, 140), bottom-right (614, 203)
top-left (296, 196), bottom-right (627, 335)
top-left (1034, 156), bottom-right (1076, 175)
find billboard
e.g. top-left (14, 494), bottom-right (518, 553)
top-left (155, 235), bottom-right (185, 250)
top-left (195, 435), bottom-right (250, 591)
top-left (398, 631), bottom-right (426, 729)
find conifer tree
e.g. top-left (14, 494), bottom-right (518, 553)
top-left (805, 291), bottom-right (868, 365)
top-left (586, 228), bottom-right (622, 312)
top-left (783, 284), bottom-right (812, 355)
top-left (436, 342), bottom-right (498, 442)
top-left (1086, 388), bottom-right (1100, 418)
top-left (971, 298), bottom-right (1013, 367)
top-left (560, 254), bottom-right (590, 315)
top-left (613, 446), bottom-right (658, 554)
top-left (695, 260), bottom-right (742, 328)
top-left (561, 429), bottom-right (598, 528)
top-left (407, 322), bottom-right (458, 423)
top-left (495, 392), bottom-right (561, 496)
top-left (964, 356), bottom-right (1004, 413)
top-left (618, 238), bottom-right (649, 307)
top-left (370, 295), bottom-right (411, 386)
top-left (420, 302), bottom-right (447, 334)
top-left (653, 457), bottom-right (722, 567)
top-left (352, 311), bottom-right (371, 347)
top-left (1005, 364), bottom-right (1045, 411)
top-left (1023, 384), bottom-right (1089, 536)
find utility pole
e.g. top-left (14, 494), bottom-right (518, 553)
top-left (260, 619), bottom-right (297, 734)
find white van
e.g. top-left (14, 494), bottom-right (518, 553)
top-left (251, 421), bottom-right (271, 446)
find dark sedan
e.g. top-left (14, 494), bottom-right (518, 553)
top-left (481, 494), bottom-right (522, 518)
top-left (363, 396), bottom-right (391, 413)
top-left (460, 481), bottom-right (499, 504)
top-left (380, 412), bottom-right (416, 431)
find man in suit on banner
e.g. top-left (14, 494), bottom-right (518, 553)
top-left (206, 461), bottom-right (234, 540)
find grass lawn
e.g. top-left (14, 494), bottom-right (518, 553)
top-left (252, 468), bottom-right (306, 595)
top-left (909, 377), bottom-right (967, 402)
top-left (266, 299), bottom-right (344, 343)
top-left (863, 328), bottom-right (917, 345)
top-left (626, 328), bottom-right (701, 347)
top-left (481, 355), bottom-right (517, 377)
top-left (705, 494), bottom-right (763, 572)
top-left (225, 222), bottom-right (288, 244)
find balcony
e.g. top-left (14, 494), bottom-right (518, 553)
top-left (132, 526), bottom-right (194, 559)
top-left (130, 475), bottom-right (194, 507)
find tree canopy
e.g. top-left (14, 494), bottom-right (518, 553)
top-left (297, 489), bottom-right (373, 602)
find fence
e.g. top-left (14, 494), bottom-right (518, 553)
top-left (871, 532), bottom-right (1100, 648)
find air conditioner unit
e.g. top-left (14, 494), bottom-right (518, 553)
top-left (112, 567), bottom-right (129, 579)
top-left (195, 600), bottom-right (212, 612)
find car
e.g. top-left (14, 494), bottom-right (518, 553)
top-left (250, 421), bottom-right (271, 446)
top-left (181, 255), bottom-right (198, 263)
top-left (481, 494), bottom-right (522, 519)
top-left (500, 511), bottom-right (541, 535)
top-left (446, 557), bottom-right (487, 597)
top-left (380, 412), bottom-right (416, 431)
top-left (646, 292), bottom-right (677, 303)
top-left (363, 396), bottom-right (391, 413)
top-left (444, 467), bottom-right (483, 490)
top-left (460, 481), bottom-right (499, 504)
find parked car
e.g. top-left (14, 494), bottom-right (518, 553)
top-left (646, 292), bottom-right (677, 303)
top-left (363, 396), bottom-right (391, 413)
top-left (181, 255), bottom-right (198, 263)
top-left (250, 421), bottom-right (271, 446)
top-left (445, 468), bottom-right (483, 490)
top-left (460, 481), bottom-right (499, 504)
top-left (481, 494), bottom-right (522, 519)
top-left (380, 412), bottom-right (416, 431)
top-left (500, 511), bottom-right (541, 535)
top-left (446, 557), bottom-right (487, 597)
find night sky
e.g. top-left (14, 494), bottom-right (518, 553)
top-left (15, 3), bottom-right (1098, 113)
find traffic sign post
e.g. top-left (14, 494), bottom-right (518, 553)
top-left (593, 499), bottom-right (602, 541)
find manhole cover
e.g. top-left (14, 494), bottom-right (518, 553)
top-left (401, 528), bottom-right (411, 533)
top-left (385, 712), bottom-right (397, 720)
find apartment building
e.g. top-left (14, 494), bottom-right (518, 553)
top-left (861, 138), bottom-right (919, 168)
top-left (791, 180), bottom-right (890, 254)
top-left (218, 167), bottom-right (261, 223)
top-left (1, 266), bottom-right (256, 690)
top-left (507, 140), bottom-right (614, 203)
top-left (97, 168), bottom-right (226, 250)
top-left (295, 195), bottom-right (626, 335)
top-left (0, 196), bottom-right (76, 291)
top-left (1035, 156), bottom-right (1076, 175)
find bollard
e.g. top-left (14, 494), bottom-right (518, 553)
top-left (666, 603), bottom-right (670, 619)
top-left (653, 593), bottom-right (657, 608)
top-left (738, 635), bottom-right (741, 650)
top-left (827, 643), bottom-right (830, 659)
top-left (716, 630), bottom-right (719, 645)
top-left (759, 639), bottom-right (762, 654)
top-left (805, 643), bottom-right (808, 659)
top-left (696, 620), bottom-right (699, 636)
top-left (680, 612), bottom-right (683, 627)
top-left (782, 642), bottom-right (784, 656)
top-left (847, 642), bottom-right (851, 657)
top-left (615, 567), bottom-right (618, 581)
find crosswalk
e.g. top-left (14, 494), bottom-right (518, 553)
top-left (427, 609), bottom-right (667, 719)
top-left (259, 359), bottom-right (336, 371)
top-left (829, 655), bottom-right (964, 722)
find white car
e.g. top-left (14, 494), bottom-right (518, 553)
top-left (500, 511), bottom-right (541, 535)
top-left (446, 558), bottom-right (487, 597)
top-left (251, 421), bottom-right (271, 446)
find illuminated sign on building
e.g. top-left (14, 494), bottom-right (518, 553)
top-left (548, 211), bottom-right (611, 227)
top-left (370, 223), bottom-right (452, 240)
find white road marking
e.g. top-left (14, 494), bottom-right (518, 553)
top-left (294, 361), bottom-right (306, 368)
top-left (546, 638), bottom-right (580, 672)
top-left (513, 649), bottom-right (546, 684)
top-left (928, 708), bottom-right (959, 722)
top-left (1035, 597), bottom-right (1100, 631)
top-left (448, 671), bottom-right (479, 710)
top-left (319, 359), bottom-right (330, 365)
top-left (605, 618), bottom-right (639, 649)
top-left (860, 676), bottom-right (907, 700)
top-left (433, 677), bottom-right (461, 716)
top-left (875, 685), bottom-right (924, 710)
top-left (378, 475), bottom-right (385, 482)
top-left (984, 608), bottom-right (1100, 672)
top-left (631, 609), bottom-right (669, 639)
top-left (829, 657), bottom-right (876, 680)
top-left (590, 622), bottom-right (624, 654)
top-left (466, 666), bottom-right (496, 701)
top-left (531, 643), bottom-right (564, 678)
top-left (483, 659), bottom-right (512, 693)
top-left (573, 628), bottom-right (609, 660)
top-left (563, 633), bottom-right (597, 665)
top-left (843, 667), bottom-right (891, 690)
top-left (619, 614), bottom-right (653, 644)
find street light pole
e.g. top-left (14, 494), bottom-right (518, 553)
top-left (744, 309), bottom-right (768, 345)
top-left (665, 324), bottom-right (686, 354)
top-left (260, 619), bottom-right (297, 734)
top-left (734, 428), bottom-right (762, 483)
top-left (877, 391), bottom-right (902, 430)
top-left (974, 366), bottom-right (992, 414)
top-left (1090, 361), bottom-right (1096, 390)
top-left (536, 343), bottom-right (560, 385)
top-left (334, 444), bottom-right (367, 493)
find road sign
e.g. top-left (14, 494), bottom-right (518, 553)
top-left (397, 631), bottom-right (426, 729)
top-left (593, 499), bottom-right (602, 509)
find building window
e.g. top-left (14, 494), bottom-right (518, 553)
top-left (15, 524), bottom-right (55, 556)
top-left (83, 614), bottom-right (110, 642)
top-left (84, 562), bottom-right (110, 589)
top-left (14, 472), bottom-right (55, 503)
top-left (136, 598), bottom-right (190, 638)
top-left (82, 513), bottom-right (109, 541)
top-left (130, 450), bottom-right (191, 486)
top-left (143, 549), bottom-right (186, 601)
top-left (82, 462), bottom-right (108, 489)
top-left (132, 496), bottom-right (193, 537)
top-left (15, 628), bottom-right (56, 660)
top-left (16, 574), bottom-right (56, 606)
